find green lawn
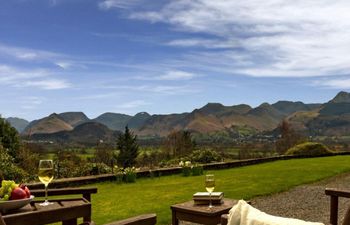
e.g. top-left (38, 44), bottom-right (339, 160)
top-left (87, 155), bottom-right (350, 225)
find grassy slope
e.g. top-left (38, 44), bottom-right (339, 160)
top-left (88, 156), bottom-right (350, 224)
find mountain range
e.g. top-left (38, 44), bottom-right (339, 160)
top-left (5, 91), bottom-right (350, 144)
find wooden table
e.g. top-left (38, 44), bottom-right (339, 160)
top-left (2, 198), bottom-right (91, 225)
top-left (171, 198), bottom-right (236, 225)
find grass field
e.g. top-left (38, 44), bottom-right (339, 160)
top-left (87, 155), bottom-right (350, 224)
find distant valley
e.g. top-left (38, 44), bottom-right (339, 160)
top-left (5, 91), bottom-right (350, 145)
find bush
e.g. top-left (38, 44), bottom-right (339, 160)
top-left (0, 145), bottom-right (27, 182)
top-left (285, 142), bottom-right (333, 156)
top-left (179, 161), bottom-right (203, 176)
top-left (123, 167), bottom-right (137, 183)
top-left (90, 163), bottom-right (112, 175)
top-left (55, 150), bottom-right (93, 178)
top-left (0, 117), bottom-right (20, 160)
top-left (180, 161), bottom-right (192, 177)
top-left (17, 147), bottom-right (40, 181)
top-left (182, 167), bottom-right (192, 177)
top-left (191, 149), bottom-right (221, 163)
top-left (191, 165), bottom-right (203, 176)
top-left (113, 166), bottom-right (137, 183)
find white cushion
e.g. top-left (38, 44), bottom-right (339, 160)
top-left (227, 200), bottom-right (324, 225)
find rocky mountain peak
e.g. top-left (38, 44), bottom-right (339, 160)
top-left (330, 91), bottom-right (350, 103)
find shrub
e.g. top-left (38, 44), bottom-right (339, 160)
top-left (113, 166), bottom-right (124, 183)
top-left (17, 147), bottom-right (40, 181)
top-left (0, 145), bottom-right (27, 182)
top-left (179, 161), bottom-right (203, 176)
top-left (182, 167), bottom-right (192, 177)
top-left (191, 165), bottom-right (203, 176)
top-left (55, 150), bottom-right (93, 178)
top-left (0, 117), bottom-right (20, 160)
top-left (179, 161), bottom-right (192, 177)
top-left (191, 149), bottom-right (221, 163)
top-left (90, 163), bottom-right (112, 175)
top-left (285, 142), bottom-right (333, 156)
top-left (113, 166), bottom-right (137, 183)
top-left (123, 167), bottom-right (137, 183)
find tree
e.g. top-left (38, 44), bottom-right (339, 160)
top-left (275, 119), bottom-right (306, 155)
top-left (0, 116), bottom-right (20, 160)
top-left (116, 126), bottom-right (139, 168)
top-left (94, 143), bottom-right (113, 166)
top-left (163, 130), bottom-right (196, 158)
top-left (0, 144), bottom-right (27, 182)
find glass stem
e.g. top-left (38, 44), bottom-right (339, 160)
top-left (209, 192), bottom-right (212, 208)
top-left (45, 184), bottom-right (48, 203)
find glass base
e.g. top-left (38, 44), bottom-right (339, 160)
top-left (39, 200), bottom-right (54, 206)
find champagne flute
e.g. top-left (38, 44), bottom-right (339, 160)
top-left (38, 160), bottom-right (54, 206)
top-left (205, 174), bottom-right (215, 208)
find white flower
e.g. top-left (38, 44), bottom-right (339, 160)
top-left (185, 161), bottom-right (192, 167)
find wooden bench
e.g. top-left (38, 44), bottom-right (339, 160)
top-left (104, 214), bottom-right (157, 225)
top-left (0, 187), bottom-right (156, 225)
top-left (325, 188), bottom-right (350, 225)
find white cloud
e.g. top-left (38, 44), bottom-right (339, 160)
top-left (151, 85), bottom-right (200, 95)
top-left (15, 79), bottom-right (71, 90)
top-left (96, 83), bottom-right (201, 95)
top-left (0, 64), bottom-right (49, 82)
top-left (130, 0), bottom-right (350, 77)
top-left (158, 71), bottom-right (196, 80)
top-left (0, 43), bottom-right (61, 61)
top-left (75, 92), bottom-right (122, 100)
top-left (19, 96), bottom-right (45, 109)
top-left (55, 60), bottom-right (87, 70)
top-left (136, 70), bottom-right (196, 81)
top-left (98, 0), bottom-right (141, 10)
top-left (118, 100), bottom-right (150, 109)
top-left (0, 64), bottom-right (71, 90)
top-left (313, 78), bottom-right (350, 89)
top-left (49, 0), bottom-right (58, 6)
top-left (167, 38), bottom-right (236, 49)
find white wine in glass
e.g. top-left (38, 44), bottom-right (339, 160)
top-left (205, 174), bottom-right (215, 208)
top-left (38, 160), bottom-right (54, 206)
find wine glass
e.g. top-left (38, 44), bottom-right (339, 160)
top-left (38, 160), bottom-right (54, 206)
top-left (205, 174), bottom-right (215, 208)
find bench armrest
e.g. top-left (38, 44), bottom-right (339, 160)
top-left (104, 214), bottom-right (157, 225)
top-left (325, 188), bottom-right (350, 225)
top-left (0, 213), bottom-right (5, 225)
top-left (30, 187), bottom-right (97, 201)
top-left (325, 188), bottom-right (350, 198)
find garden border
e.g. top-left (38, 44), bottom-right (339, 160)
top-left (27, 152), bottom-right (350, 189)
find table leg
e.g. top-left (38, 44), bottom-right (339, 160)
top-left (62, 218), bottom-right (78, 225)
top-left (330, 196), bottom-right (338, 225)
top-left (83, 215), bottom-right (91, 222)
top-left (172, 210), bottom-right (179, 225)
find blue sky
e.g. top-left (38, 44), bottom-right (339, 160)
top-left (1, 0), bottom-right (350, 121)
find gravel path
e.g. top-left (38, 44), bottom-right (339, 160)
top-left (250, 172), bottom-right (350, 224)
